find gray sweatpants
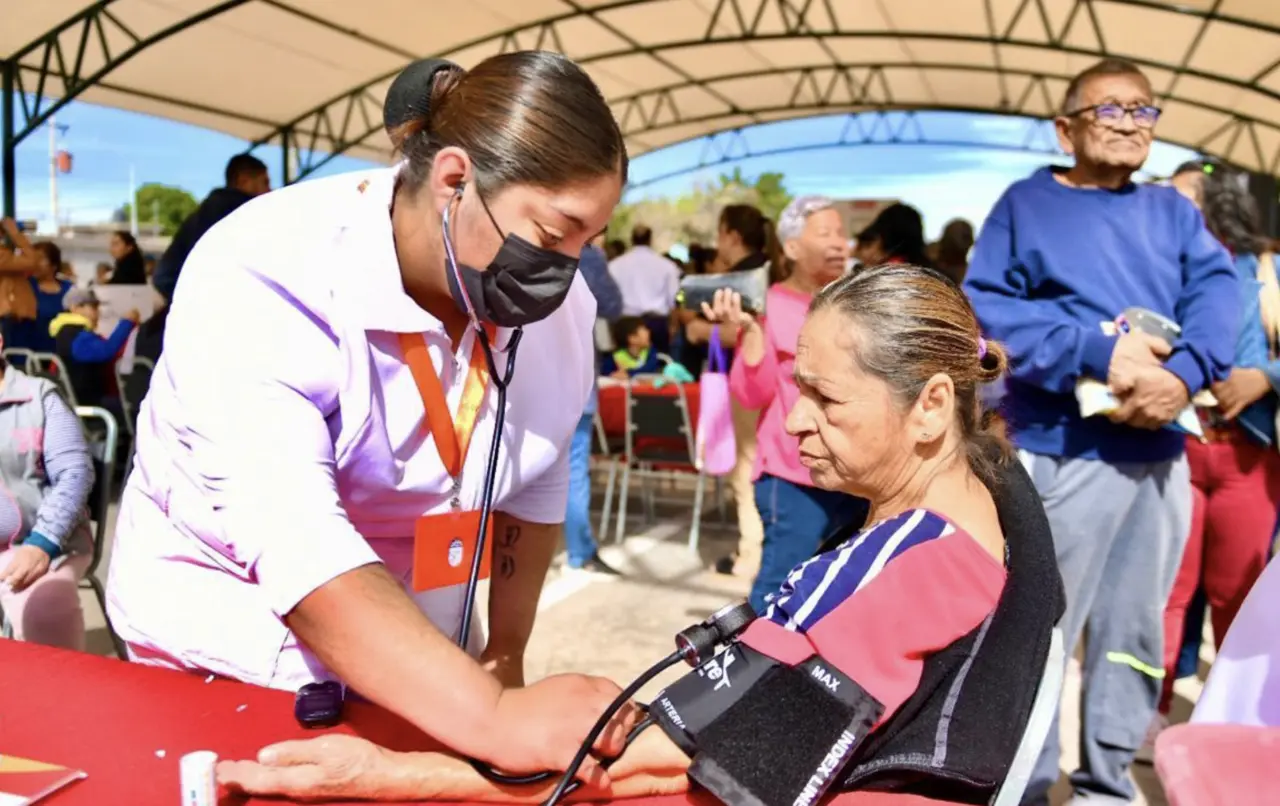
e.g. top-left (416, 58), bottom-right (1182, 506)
top-left (1019, 450), bottom-right (1192, 805)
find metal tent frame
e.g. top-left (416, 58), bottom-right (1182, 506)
top-left (4, 0), bottom-right (1279, 216)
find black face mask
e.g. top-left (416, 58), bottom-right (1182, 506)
top-left (442, 181), bottom-right (579, 328)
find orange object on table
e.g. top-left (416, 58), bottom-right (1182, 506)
top-left (0, 639), bottom-right (957, 805)
top-left (1155, 723), bottom-right (1280, 806)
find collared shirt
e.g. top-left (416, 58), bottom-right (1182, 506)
top-left (105, 167), bottom-right (596, 689)
top-left (608, 245), bottom-right (681, 316)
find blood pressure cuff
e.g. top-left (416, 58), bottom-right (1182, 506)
top-left (650, 641), bottom-right (884, 806)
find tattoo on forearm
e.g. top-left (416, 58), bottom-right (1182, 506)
top-left (496, 525), bottom-right (520, 580)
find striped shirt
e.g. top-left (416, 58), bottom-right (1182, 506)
top-left (745, 507), bottom-right (1007, 726)
top-left (0, 389), bottom-right (94, 548)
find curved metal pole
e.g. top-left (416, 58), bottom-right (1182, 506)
top-left (8, 0), bottom-right (251, 149)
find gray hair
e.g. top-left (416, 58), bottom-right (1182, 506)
top-left (776, 195), bottom-right (836, 242)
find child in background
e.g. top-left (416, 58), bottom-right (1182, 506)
top-left (49, 288), bottom-right (138, 410)
top-left (601, 316), bottom-right (662, 378)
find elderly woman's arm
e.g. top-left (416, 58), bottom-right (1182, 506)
top-left (218, 725), bottom-right (691, 803)
top-left (23, 391), bottom-right (94, 558)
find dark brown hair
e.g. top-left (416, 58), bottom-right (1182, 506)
top-left (1061, 58), bottom-right (1151, 114)
top-left (112, 230), bottom-right (138, 252)
top-left (810, 264), bottom-right (1011, 484)
top-left (1199, 162), bottom-right (1266, 256)
top-left (720, 204), bottom-right (786, 283)
top-left (31, 241), bottom-right (61, 270)
top-left (391, 51), bottom-right (627, 195)
top-left (934, 218), bottom-right (975, 284)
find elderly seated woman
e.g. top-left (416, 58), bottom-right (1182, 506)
top-left (219, 265), bottom-right (1064, 805)
top-left (0, 335), bottom-right (96, 650)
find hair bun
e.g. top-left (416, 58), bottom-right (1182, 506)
top-left (978, 338), bottom-right (1007, 383)
top-left (383, 58), bottom-right (463, 134)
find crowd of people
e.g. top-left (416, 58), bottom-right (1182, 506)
top-left (0, 47), bottom-right (1276, 806)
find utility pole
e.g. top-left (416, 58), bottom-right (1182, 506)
top-left (48, 116), bottom-right (63, 234)
top-left (129, 165), bottom-right (138, 236)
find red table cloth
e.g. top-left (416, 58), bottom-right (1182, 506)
top-left (1154, 723), bottom-right (1279, 805)
top-left (0, 639), bottom-right (956, 805)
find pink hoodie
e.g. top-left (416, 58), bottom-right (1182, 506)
top-left (728, 283), bottom-right (813, 487)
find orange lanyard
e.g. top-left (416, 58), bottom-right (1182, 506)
top-left (399, 329), bottom-right (493, 480)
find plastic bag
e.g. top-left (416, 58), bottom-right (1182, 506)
top-left (696, 328), bottom-right (737, 475)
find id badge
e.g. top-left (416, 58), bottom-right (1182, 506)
top-left (412, 510), bottom-right (493, 592)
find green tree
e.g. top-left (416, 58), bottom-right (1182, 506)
top-left (608, 169), bottom-right (793, 252)
top-left (121, 183), bottom-right (199, 236)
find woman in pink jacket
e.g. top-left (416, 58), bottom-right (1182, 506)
top-left (706, 195), bottom-right (870, 610)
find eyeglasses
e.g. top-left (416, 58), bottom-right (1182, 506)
top-left (1065, 103), bottom-right (1162, 129)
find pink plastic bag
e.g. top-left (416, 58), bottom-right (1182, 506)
top-left (696, 329), bottom-right (737, 475)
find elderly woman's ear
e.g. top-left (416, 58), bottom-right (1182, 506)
top-left (913, 373), bottom-right (956, 444)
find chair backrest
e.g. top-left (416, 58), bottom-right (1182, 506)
top-left (625, 376), bottom-right (695, 463)
top-left (114, 356), bottom-right (155, 438)
top-left (75, 406), bottom-right (118, 578)
top-left (592, 412), bottom-right (612, 457)
top-left (31, 351), bottom-right (78, 407)
top-left (2, 347), bottom-right (36, 371)
top-left (989, 627), bottom-right (1066, 806)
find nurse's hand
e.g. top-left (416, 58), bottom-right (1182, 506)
top-left (493, 673), bottom-right (640, 786)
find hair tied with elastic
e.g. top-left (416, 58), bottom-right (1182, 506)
top-left (978, 337), bottom-right (988, 361)
top-left (383, 58), bottom-right (463, 134)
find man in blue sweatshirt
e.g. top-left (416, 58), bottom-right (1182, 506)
top-left (964, 59), bottom-right (1237, 805)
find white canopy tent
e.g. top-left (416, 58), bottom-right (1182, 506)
top-left (3, 0), bottom-right (1279, 214)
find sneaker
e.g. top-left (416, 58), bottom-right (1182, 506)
top-left (1134, 711), bottom-right (1168, 765)
top-left (578, 553), bottom-right (622, 576)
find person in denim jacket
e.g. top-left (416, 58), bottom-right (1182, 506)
top-left (1157, 162), bottom-right (1280, 733)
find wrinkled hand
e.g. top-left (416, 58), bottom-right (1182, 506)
top-left (490, 673), bottom-right (641, 788)
top-left (0, 545), bottom-right (51, 593)
top-left (1107, 330), bottom-right (1172, 395)
top-left (217, 735), bottom-right (409, 802)
top-left (700, 289), bottom-right (757, 331)
top-left (1212, 367), bottom-right (1273, 421)
top-left (1109, 366), bottom-right (1190, 430)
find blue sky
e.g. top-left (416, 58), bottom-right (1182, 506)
top-left (10, 101), bottom-right (1198, 240)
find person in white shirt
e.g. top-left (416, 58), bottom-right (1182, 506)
top-left (105, 52), bottom-right (636, 786)
top-left (608, 225), bottom-right (680, 354)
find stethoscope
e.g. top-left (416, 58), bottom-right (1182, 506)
top-left (438, 181), bottom-right (522, 652)
top-left (439, 185), bottom-right (758, 805)
top-left (440, 183), bottom-right (632, 800)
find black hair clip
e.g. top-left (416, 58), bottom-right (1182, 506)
top-left (383, 58), bottom-right (462, 133)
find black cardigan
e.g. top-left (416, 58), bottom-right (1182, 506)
top-left (822, 454), bottom-right (1067, 803)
